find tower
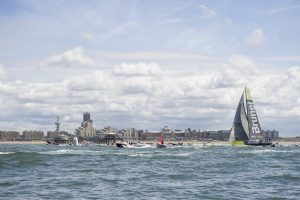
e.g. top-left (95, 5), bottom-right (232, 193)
top-left (75, 112), bottom-right (96, 137)
top-left (55, 116), bottom-right (60, 134)
top-left (83, 112), bottom-right (91, 122)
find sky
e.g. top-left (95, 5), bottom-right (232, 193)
top-left (0, 0), bottom-right (300, 136)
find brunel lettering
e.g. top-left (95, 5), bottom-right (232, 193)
top-left (248, 102), bottom-right (261, 134)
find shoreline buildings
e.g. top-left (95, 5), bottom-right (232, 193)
top-left (0, 112), bottom-right (280, 142)
top-left (0, 128), bottom-right (280, 142)
top-left (75, 112), bottom-right (96, 137)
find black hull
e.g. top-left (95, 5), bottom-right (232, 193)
top-left (245, 141), bottom-right (273, 146)
top-left (170, 143), bottom-right (183, 146)
top-left (116, 143), bottom-right (126, 148)
top-left (157, 144), bottom-right (167, 148)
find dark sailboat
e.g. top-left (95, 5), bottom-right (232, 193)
top-left (229, 87), bottom-right (272, 146)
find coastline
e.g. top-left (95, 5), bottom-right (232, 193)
top-left (0, 141), bottom-right (46, 144)
top-left (1, 140), bottom-right (299, 145)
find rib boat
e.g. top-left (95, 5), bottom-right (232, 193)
top-left (116, 143), bottom-right (126, 148)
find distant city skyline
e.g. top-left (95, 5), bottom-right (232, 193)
top-left (0, 0), bottom-right (300, 136)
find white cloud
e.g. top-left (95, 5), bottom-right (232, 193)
top-left (66, 70), bottom-right (110, 92)
top-left (209, 65), bottom-right (246, 88)
top-left (287, 66), bottom-right (300, 82)
top-left (120, 77), bottom-right (155, 94)
top-left (266, 56), bottom-right (300, 62)
top-left (206, 55), bottom-right (257, 89)
top-left (245, 29), bottom-right (266, 46)
top-left (42, 47), bottom-right (95, 67)
top-left (229, 54), bottom-right (256, 68)
top-left (96, 51), bottom-right (216, 62)
top-left (1, 56), bottom-right (300, 136)
top-left (113, 62), bottom-right (162, 76)
top-left (17, 82), bottom-right (68, 100)
top-left (0, 64), bottom-right (7, 79)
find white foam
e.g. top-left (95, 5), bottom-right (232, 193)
top-left (238, 149), bottom-right (294, 154)
top-left (139, 144), bottom-right (154, 148)
top-left (174, 152), bottom-right (193, 157)
top-left (0, 152), bottom-right (15, 155)
top-left (252, 149), bottom-right (276, 153)
top-left (128, 153), bottom-right (152, 157)
top-left (40, 149), bottom-right (101, 155)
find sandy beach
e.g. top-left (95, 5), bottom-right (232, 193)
top-left (0, 140), bottom-right (299, 146)
top-left (0, 141), bottom-right (47, 144)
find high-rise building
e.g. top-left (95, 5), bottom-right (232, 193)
top-left (0, 131), bottom-right (20, 141)
top-left (75, 112), bottom-right (96, 137)
top-left (124, 128), bottom-right (136, 139)
top-left (83, 112), bottom-right (91, 122)
top-left (22, 131), bottom-right (44, 140)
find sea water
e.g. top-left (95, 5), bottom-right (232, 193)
top-left (0, 144), bottom-right (300, 200)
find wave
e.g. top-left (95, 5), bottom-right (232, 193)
top-left (0, 152), bottom-right (15, 155)
top-left (128, 153), bottom-right (152, 157)
top-left (126, 152), bottom-right (193, 158)
top-left (173, 152), bottom-right (194, 157)
top-left (237, 148), bottom-right (298, 154)
top-left (39, 149), bottom-right (102, 156)
top-left (264, 173), bottom-right (300, 182)
top-left (251, 149), bottom-right (277, 153)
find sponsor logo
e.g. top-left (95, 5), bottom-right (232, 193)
top-left (248, 102), bottom-right (260, 134)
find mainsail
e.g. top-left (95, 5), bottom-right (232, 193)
top-left (245, 87), bottom-right (263, 141)
top-left (229, 92), bottom-right (249, 143)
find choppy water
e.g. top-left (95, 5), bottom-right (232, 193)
top-left (1, 143), bottom-right (300, 200)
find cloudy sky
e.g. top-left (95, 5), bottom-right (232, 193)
top-left (0, 0), bottom-right (300, 136)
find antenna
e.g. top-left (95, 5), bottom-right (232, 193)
top-left (55, 116), bottom-right (60, 134)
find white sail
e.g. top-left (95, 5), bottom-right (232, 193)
top-left (245, 87), bottom-right (263, 140)
top-left (229, 125), bottom-right (235, 143)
